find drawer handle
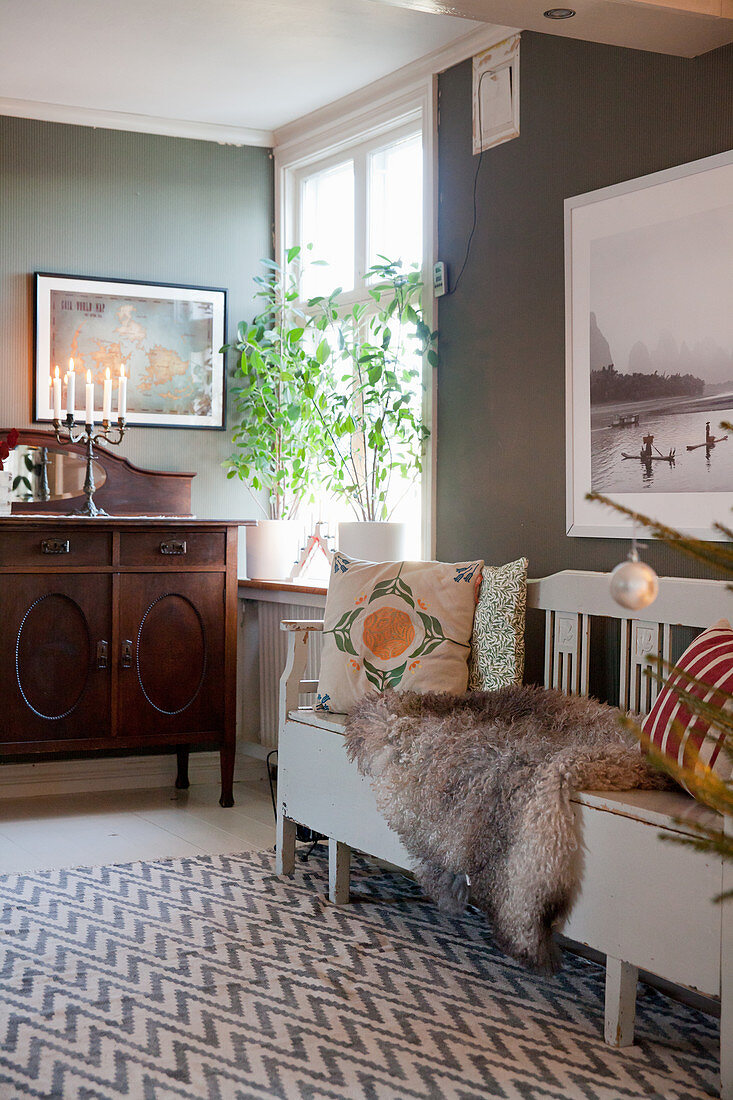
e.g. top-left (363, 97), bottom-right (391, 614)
top-left (97, 640), bottom-right (109, 670)
top-left (41, 538), bottom-right (70, 555)
top-left (160, 540), bottom-right (187, 555)
top-left (121, 639), bottom-right (133, 669)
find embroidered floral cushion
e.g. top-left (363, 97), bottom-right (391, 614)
top-left (641, 618), bottom-right (733, 802)
top-left (468, 557), bottom-right (528, 692)
top-left (316, 553), bottom-right (484, 714)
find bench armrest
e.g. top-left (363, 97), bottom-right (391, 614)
top-left (278, 618), bottom-right (324, 745)
top-left (280, 620), bottom-right (325, 632)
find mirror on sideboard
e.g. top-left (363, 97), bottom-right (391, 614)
top-left (1, 428), bottom-right (194, 516)
top-left (7, 445), bottom-right (107, 504)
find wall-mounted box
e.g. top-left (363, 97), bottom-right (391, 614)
top-left (472, 33), bottom-right (520, 155)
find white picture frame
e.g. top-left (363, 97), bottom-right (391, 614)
top-left (565, 149), bottom-right (733, 540)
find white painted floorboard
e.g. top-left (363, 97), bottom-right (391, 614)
top-left (0, 765), bottom-right (276, 874)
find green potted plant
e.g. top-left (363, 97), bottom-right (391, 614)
top-left (309, 259), bottom-right (436, 560)
top-left (222, 247), bottom-right (323, 578)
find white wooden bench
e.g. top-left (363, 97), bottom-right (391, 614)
top-left (274, 569), bottom-right (731, 1098)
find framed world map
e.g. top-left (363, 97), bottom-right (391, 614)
top-left (34, 273), bottom-right (227, 429)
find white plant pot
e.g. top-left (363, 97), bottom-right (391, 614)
top-left (0, 471), bottom-right (12, 516)
top-left (246, 520), bottom-right (302, 580)
top-left (337, 521), bottom-right (409, 562)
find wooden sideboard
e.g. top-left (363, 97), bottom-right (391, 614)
top-left (0, 517), bottom-right (239, 806)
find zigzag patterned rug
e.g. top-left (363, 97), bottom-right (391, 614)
top-left (0, 849), bottom-right (719, 1100)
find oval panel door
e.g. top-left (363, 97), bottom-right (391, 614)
top-left (16, 593), bottom-right (91, 719)
top-left (137, 593), bottom-right (206, 715)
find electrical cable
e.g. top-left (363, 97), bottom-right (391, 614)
top-left (298, 838), bottom-right (321, 863)
top-left (451, 67), bottom-right (490, 296)
top-left (266, 748), bottom-right (278, 820)
top-left (266, 747), bottom-right (325, 859)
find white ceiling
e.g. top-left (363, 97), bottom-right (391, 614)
top-left (0, 0), bottom-right (483, 137)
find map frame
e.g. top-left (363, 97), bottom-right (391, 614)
top-left (34, 272), bottom-right (227, 430)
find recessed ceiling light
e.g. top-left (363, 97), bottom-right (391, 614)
top-left (543, 7), bottom-right (576, 17)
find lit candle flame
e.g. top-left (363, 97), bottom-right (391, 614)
top-left (120, 363), bottom-right (126, 379)
top-left (69, 357), bottom-right (74, 372)
top-left (105, 367), bottom-right (111, 380)
top-left (87, 370), bottom-right (92, 383)
top-left (54, 365), bottom-right (60, 379)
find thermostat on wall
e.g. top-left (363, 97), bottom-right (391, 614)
top-left (433, 261), bottom-right (448, 297)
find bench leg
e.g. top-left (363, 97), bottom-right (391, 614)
top-left (275, 810), bottom-right (296, 876)
top-left (328, 838), bottom-right (351, 905)
top-left (604, 957), bottom-right (638, 1047)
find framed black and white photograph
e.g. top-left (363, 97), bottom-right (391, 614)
top-left (35, 273), bottom-right (227, 429)
top-left (565, 149), bottom-right (733, 539)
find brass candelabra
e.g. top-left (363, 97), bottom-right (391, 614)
top-left (52, 414), bottom-right (128, 517)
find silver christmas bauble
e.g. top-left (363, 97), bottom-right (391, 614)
top-left (609, 557), bottom-right (659, 611)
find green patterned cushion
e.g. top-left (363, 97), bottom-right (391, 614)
top-left (467, 558), bottom-right (528, 692)
top-left (316, 553), bottom-right (484, 714)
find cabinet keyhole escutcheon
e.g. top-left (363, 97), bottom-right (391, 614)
top-left (96, 640), bottom-right (109, 670)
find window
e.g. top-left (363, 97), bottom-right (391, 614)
top-left (292, 121), bottom-right (424, 304)
top-left (276, 87), bottom-right (436, 563)
top-left (300, 159), bottom-right (355, 300)
top-left (368, 131), bottom-right (422, 272)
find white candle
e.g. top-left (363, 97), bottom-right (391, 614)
top-left (52, 366), bottom-right (62, 421)
top-left (118, 364), bottom-right (127, 420)
top-left (66, 358), bottom-right (76, 417)
top-left (103, 367), bottom-right (112, 421)
top-left (86, 370), bottom-right (95, 425)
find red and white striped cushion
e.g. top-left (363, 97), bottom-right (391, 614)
top-left (641, 619), bottom-right (733, 796)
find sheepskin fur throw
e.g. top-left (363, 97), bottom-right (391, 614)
top-left (345, 684), bottom-right (670, 972)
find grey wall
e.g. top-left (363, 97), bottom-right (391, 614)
top-left (436, 33), bottom-right (733, 586)
top-left (0, 115), bottom-right (273, 519)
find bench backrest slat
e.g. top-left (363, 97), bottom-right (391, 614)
top-left (529, 569), bottom-right (730, 716)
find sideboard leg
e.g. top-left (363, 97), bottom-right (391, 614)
top-left (604, 956), bottom-right (638, 1047)
top-left (175, 748), bottom-right (190, 790)
top-left (219, 743), bottom-right (235, 807)
top-left (329, 839), bottom-right (351, 906)
top-left (276, 810), bottom-right (296, 875)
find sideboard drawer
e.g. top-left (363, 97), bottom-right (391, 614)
top-left (0, 529), bottom-right (112, 567)
top-left (119, 529), bottom-right (227, 567)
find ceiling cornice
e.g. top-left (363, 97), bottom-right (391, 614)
top-left (0, 97), bottom-right (274, 147)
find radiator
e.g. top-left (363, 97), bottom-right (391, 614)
top-left (239, 597), bottom-right (324, 749)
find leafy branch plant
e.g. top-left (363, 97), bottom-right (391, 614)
top-left (589, 479), bottom-right (733, 886)
top-left (307, 259), bottom-right (437, 522)
top-left (221, 246), bottom-right (325, 520)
